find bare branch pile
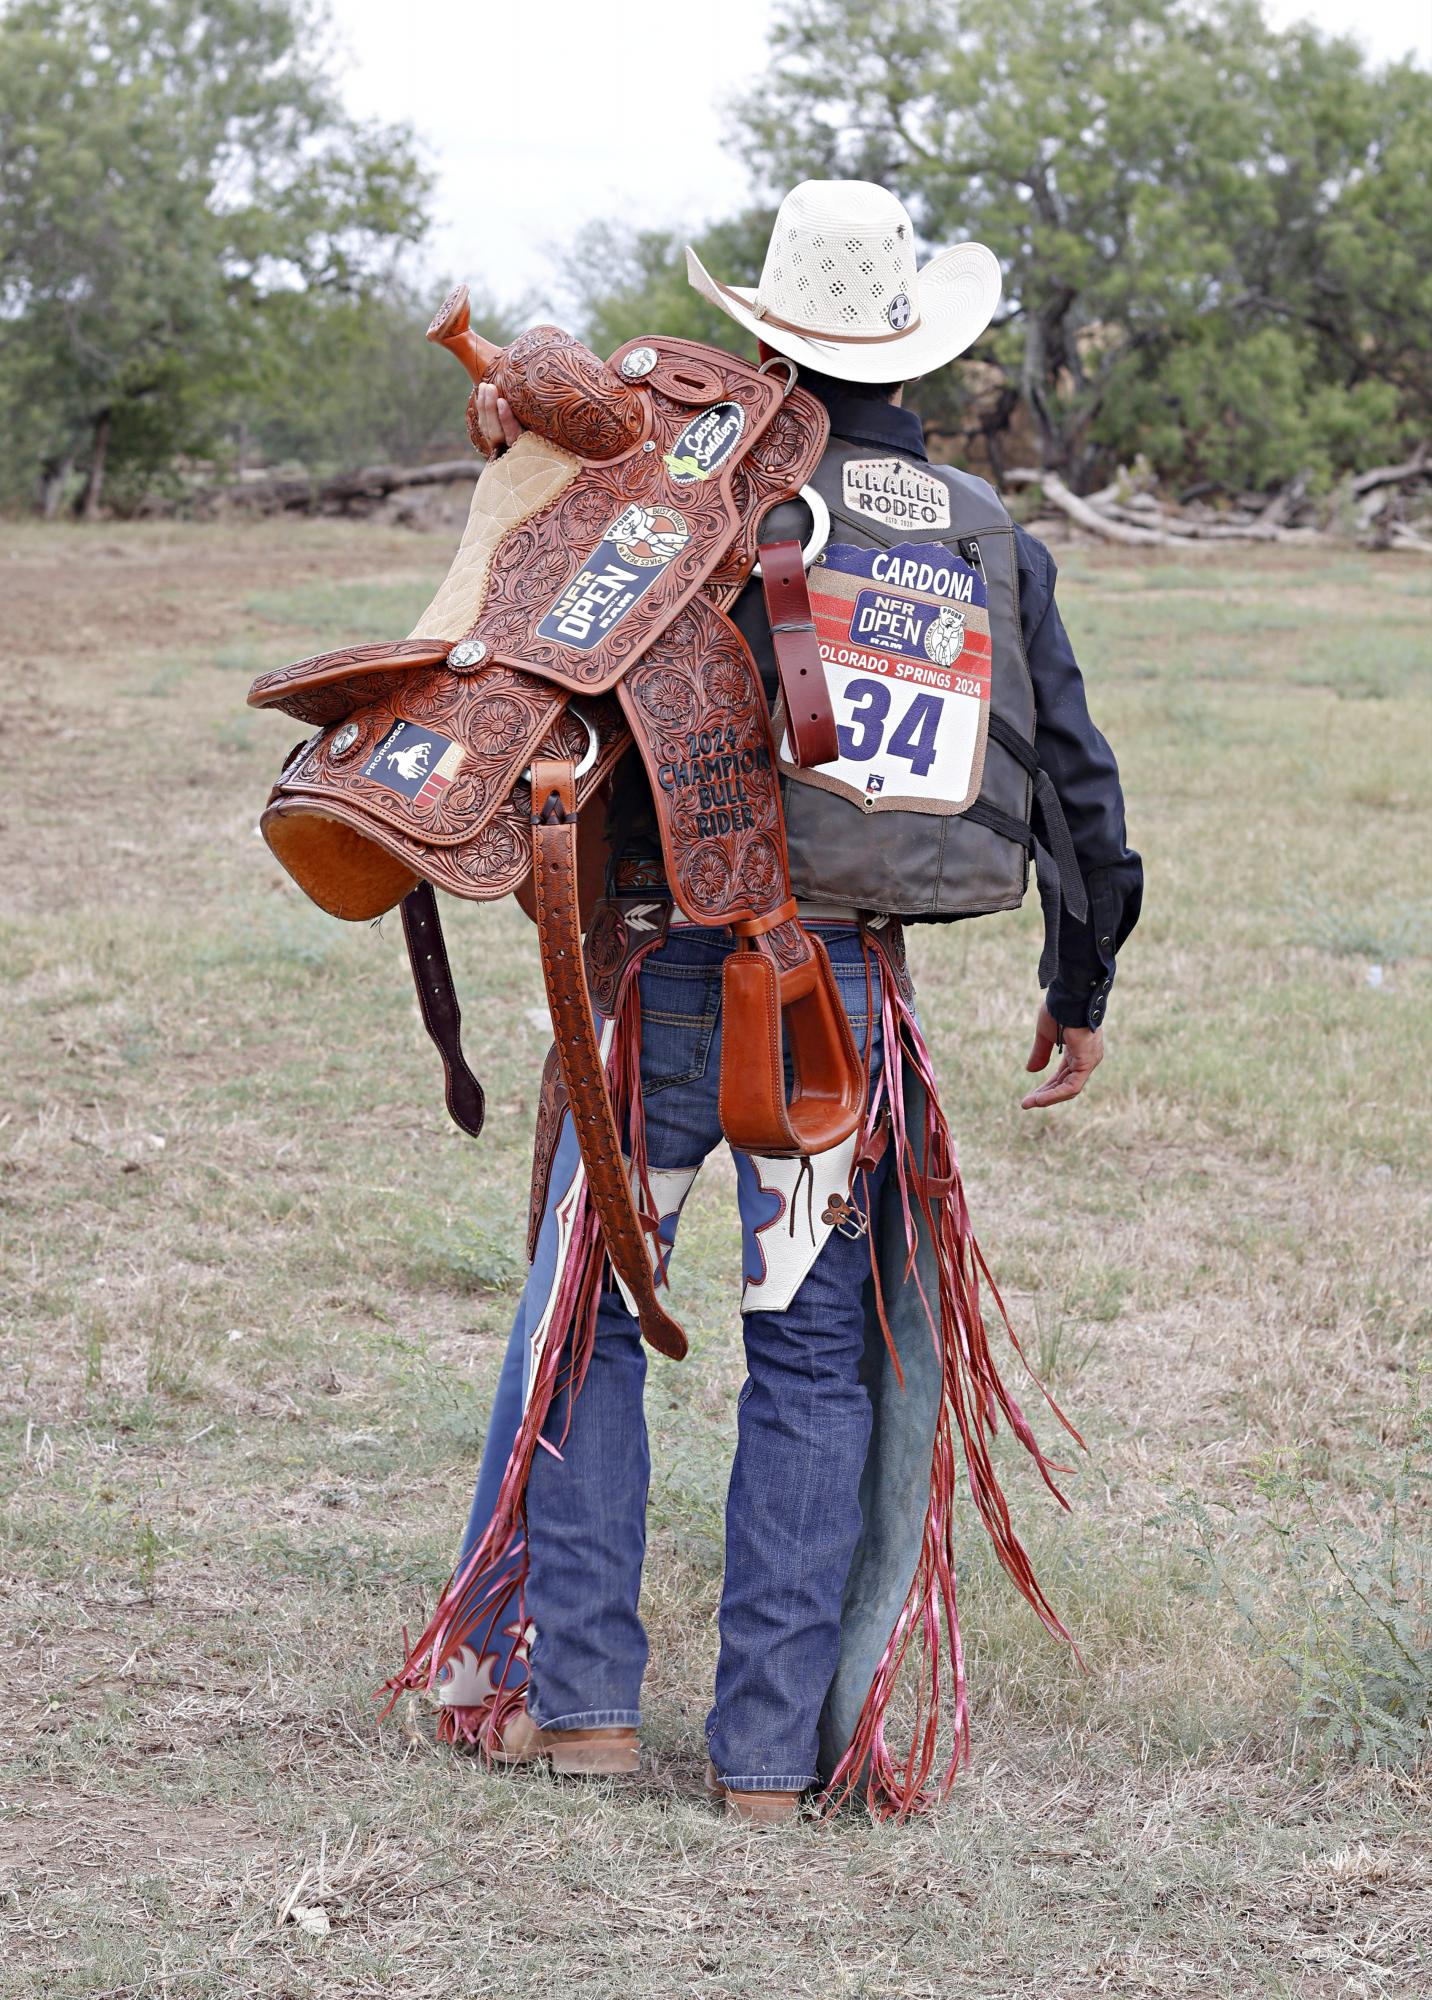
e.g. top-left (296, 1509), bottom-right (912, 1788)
top-left (1005, 450), bottom-right (1432, 553)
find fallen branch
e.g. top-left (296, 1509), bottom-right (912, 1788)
top-left (1002, 469), bottom-right (1178, 546)
top-left (1350, 446), bottom-right (1430, 497)
top-left (225, 458), bottom-right (478, 514)
top-left (1387, 521), bottom-right (1432, 555)
top-left (1001, 464), bottom-right (1425, 549)
top-left (1098, 499), bottom-right (1317, 544)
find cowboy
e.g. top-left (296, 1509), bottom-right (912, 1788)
top-left (394, 181), bottom-right (1142, 1822)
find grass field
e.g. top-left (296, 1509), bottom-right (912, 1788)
top-left (2, 518), bottom-right (1429, 1999)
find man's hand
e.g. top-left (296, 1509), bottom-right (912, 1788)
top-left (1021, 1003), bottom-right (1104, 1110)
top-left (474, 380), bottom-right (522, 456)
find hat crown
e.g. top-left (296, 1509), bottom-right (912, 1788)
top-left (756, 181), bottom-right (921, 340)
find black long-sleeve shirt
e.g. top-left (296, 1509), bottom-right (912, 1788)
top-left (609, 390), bottom-right (1142, 1027)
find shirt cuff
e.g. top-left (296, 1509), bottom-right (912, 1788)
top-left (1046, 964), bottom-right (1114, 1031)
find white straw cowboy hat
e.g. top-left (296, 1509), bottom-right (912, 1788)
top-left (687, 180), bottom-right (1001, 384)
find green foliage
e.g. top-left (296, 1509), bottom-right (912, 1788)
top-left (564, 210), bottom-right (777, 358)
top-left (1105, 326), bottom-right (1405, 493)
top-left (4, 0), bottom-right (1425, 506)
top-left (240, 278), bottom-right (525, 473)
top-left (718, 0), bottom-right (1430, 490)
top-left (0, 0), bottom-right (431, 512)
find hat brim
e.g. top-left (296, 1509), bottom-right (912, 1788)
top-left (685, 241), bottom-right (1001, 384)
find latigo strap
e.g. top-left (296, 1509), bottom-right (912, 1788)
top-left (400, 882), bottom-right (485, 1138)
top-left (759, 539), bottom-right (838, 768)
top-left (529, 755), bottom-right (686, 1361)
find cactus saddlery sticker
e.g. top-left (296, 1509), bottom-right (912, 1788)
top-left (842, 457), bottom-right (952, 531)
top-left (778, 541), bottom-right (990, 814)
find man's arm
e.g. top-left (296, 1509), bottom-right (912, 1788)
top-left (1015, 526), bottom-right (1143, 1107)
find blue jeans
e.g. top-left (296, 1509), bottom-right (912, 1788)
top-left (525, 923), bottom-right (886, 1791)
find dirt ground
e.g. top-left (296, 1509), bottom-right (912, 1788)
top-left (2, 517), bottom-right (1429, 1998)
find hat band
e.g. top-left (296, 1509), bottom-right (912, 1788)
top-left (714, 277), bottom-right (924, 346)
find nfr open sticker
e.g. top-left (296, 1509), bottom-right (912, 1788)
top-left (777, 541), bottom-right (992, 814)
top-left (537, 502), bottom-right (690, 652)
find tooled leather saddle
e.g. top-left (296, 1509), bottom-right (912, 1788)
top-left (248, 288), bottom-right (864, 1361)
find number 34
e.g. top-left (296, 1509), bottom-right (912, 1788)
top-left (837, 677), bottom-right (943, 777)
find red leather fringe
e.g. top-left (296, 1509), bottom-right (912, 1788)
top-left (435, 1680), bottom-right (526, 1751)
top-left (821, 934), bottom-right (1083, 1820)
top-left (380, 975), bottom-right (655, 1755)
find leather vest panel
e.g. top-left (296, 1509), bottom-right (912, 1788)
top-left (740, 436), bottom-right (1036, 921)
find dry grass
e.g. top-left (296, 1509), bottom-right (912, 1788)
top-left (1, 519), bottom-right (1429, 1998)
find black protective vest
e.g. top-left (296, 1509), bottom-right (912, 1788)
top-left (732, 433), bottom-right (1084, 949)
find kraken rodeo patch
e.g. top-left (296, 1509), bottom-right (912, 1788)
top-left (778, 541), bottom-right (991, 814)
top-left (842, 456), bottom-right (952, 532)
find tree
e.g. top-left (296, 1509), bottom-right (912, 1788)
top-left (241, 279), bottom-right (527, 474)
top-left (0, 0), bottom-right (431, 514)
top-left (724, 0), bottom-right (1429, 490)
top-left (561, 210), bottom-right (779, 359)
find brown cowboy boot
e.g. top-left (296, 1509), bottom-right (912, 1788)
top-left (704, 1760), bottom-right (803, 1826)
top-left (490, 1705), bottom-right (639, 1777)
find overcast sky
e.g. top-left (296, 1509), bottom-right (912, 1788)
top-left (335, 0), bottom-right (1431, 316)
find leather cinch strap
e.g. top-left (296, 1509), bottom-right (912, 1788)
top-left (401, 883), bottom-right (485, 1138)
top-left (530, 757), bottom-right (687, 1362)
top-left (759, 539), bottom-right (837, 768)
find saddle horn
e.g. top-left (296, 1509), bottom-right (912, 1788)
top-left (427, 284), bottom-right (647, 461)
top-left (427, 283), bottom-right (502, 386)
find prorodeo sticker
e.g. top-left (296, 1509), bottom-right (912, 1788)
top-left (778, 541), bottom-right (991, 813)
top-left (362, 720), bottom-right (463, 806)
top-left (841, 456), bottom-right (952, 532)
top-left (537, 502), bottom-right (690, 651)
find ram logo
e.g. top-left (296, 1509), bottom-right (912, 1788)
top-left (923, 605), bottom-right (967, 667)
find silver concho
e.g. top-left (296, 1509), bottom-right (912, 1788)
top-left (886, 291), bottom-right (913, 331)
top-left (448, 638), bottom-right (488, 671)
top-left (620, 346), bottom-right (658, 380)
top-left (330, 721), bottom-right (360, 756)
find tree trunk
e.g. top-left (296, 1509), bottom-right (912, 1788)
top-left (77, 408), bottom-right (112, 521)
top-left (37, 448), bottom-right (76, 520)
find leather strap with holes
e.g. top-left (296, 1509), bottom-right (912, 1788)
top-left (759, 539), bottom-right (837, 767)
top-left (400, 882), bottom-right (485, 1138)
top-left (530, 756), bottom-right (687, 1361)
